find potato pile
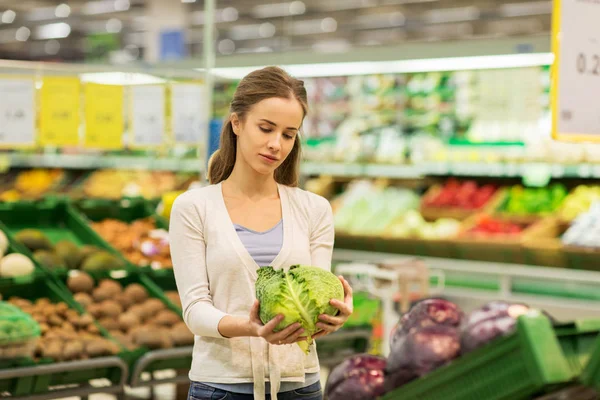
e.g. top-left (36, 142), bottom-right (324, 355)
top-left (67, 272), bottom-right (193, 350)
top-left (91, 218), bottom-right (172, 269)
top-left (7, 297), bottom-right (120, 361)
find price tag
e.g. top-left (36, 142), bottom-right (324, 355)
top-left (552, 0), bottom-right (600, 141)
top-left (131, 85), bottom-right (165, 147)
top-left (0, 78), bottom-right (35, 147)
top-left (40, 77), bottom-right (80, 147)
top-left (171, 83), bottom-right (207, 145)
top-left (84, 83), bottom-right (124, 150)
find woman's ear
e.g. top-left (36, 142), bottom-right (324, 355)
top-left (230, 113), bottom-right (241, 136)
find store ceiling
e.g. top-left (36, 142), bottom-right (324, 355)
top-left (0, 0), bottom-right (551, 62)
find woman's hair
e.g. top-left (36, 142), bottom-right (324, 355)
top-left (207, 66), bottom-right (308, 186)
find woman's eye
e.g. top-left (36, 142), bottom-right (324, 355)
top-left (259, 127), bottom-right (272, 133)
top-left (284, 133), bottom-right (295, 139)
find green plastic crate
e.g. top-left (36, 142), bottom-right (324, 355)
top-left (0, 276), bottom-right (127, 396)
top-left (75, 198), bottom-right (170, 272)
top-left (581, 334), bottom-right (600, 391)
top-left (555, 319), bottom-right (600, 376)
top-left (0, 200), bottom-right (127, 275)
top-left (381, 314), bottom-right (574, 400)
top-left (145, 268), bottom-right (181, 311)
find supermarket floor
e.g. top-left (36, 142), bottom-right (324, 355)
top-left (56, 369), bottom-right (330, 400)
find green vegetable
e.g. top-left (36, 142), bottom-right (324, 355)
top-left (256, 265), bottom-right (344, 354)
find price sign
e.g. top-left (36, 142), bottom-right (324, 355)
top-left (84, 83), bottom-right (124, 150)
top-left (170, 83), bottom-right (207, 145)
top-left (0, 78), bottom-right (35, 147)
top-left (40, 77), bottom-right (80, 147)
top-left (552, 0), bottom-right (600, 141)
top-left (131, 85), bottom-right (165, 147)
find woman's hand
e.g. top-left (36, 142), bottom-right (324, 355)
top-left (249, 299), bottom-right (306, 345)
top-left (313, 276), bottom-right (353, 339)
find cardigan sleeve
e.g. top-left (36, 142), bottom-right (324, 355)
top-left (309, 195), bottom-right (335, 271)
top-left (169, 191), bottom-right (227, 339)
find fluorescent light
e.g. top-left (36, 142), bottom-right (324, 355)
top-left (26, 7), bottom-right (57, 21)
top-left (499, 1), bottom-right (552, 17)
top-left (356, 12), bottom-right (405, 29)
top-left (424, 7), bottom-right (480, 24)
top-left (321, 18), bottom-right (337, 33)
top-left (218, 39), bottom-right (235, 55)
top-left (114, 0), bottom-right (130, 11)
top-left (45, 40), bottom-right (60, 55)
top-left (106, 18), bottom-right (122, 33)
top-left (319, 0), bottom-right (375, 11)
top-left (229, 24), bottom-right (264, 40)
top-left (15, 26), bottom-right (30, 41)
top-left (222, 7), bottom-right (239, 22)
top-left (80, 72), bottom-right (166, 85)
top-left (83, 0), bottom-right (128, 15)
top-left (287, 18), bottom-right (330, 35)
top-left (252, 1), bottom-right (305, 18)
top-left (55, 4), bottom-right (71, 18)
top-left (1, 10), bottom-right (16, 24)
top-left (206, 53), bottom-right (554, 79)
top-left (259, 22), bottom-right (276, 38)
top-left (35, 22), bottom-right (71, 39)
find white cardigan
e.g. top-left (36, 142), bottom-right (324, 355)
top-left (169, 182), bottom-right (335, 400)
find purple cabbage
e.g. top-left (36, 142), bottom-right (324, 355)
top-left (325, 354), bottom-right (387, 400)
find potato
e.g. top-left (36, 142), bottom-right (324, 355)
top-left (55, 302), bottom-right (69, 316)
top-left (128, 304), bottom-right (151, 322)
top-left (73, 292), bottom-right (93, 309)
top-left (114, 293), bottom-right (133, 310)
top-left (8, 297), bottom-right (32, 309)
top-left (63, 340), bottom-right (84, 361)
top-left (92, 287), bottom-right (113, 303)
top-left (67, 273), bottom-right (95, 293)
top-left (87, 304), bottom-right (103, 319)
top-left (165, 291), bottom-right (182, 308)
top-left (42, 341), bottom-right (63, 360)
top-left (118, 312), bottom-right (140, 332)
top-left (86, 339), bottom-right (119, 357)
top-left (100, 300), bottom-right (123, 318)
top-left (99, 279), bottom-right (123, 296)
top-left (142, 298), bottom-right (165, 315)
top-left (87, 324), bottom-right (100, 334)
top-left (123, 284), bottom-right (148, 304)
top-left (170, 323), bottom-right (194, 346)
top-left (153, 310), bottom-right (180, 327)
top-left (133, 327), bottom-right (168, 349)
top-left (48, 315), bottom-right (64, 327)
top-left (99, 317), bottom-right (120, 331)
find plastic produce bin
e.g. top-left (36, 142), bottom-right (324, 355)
top-left (581, 333), bottom-right (600, 391)
top-left (381, 313), bottom-right (574, 400)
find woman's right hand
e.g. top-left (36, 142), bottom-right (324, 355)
top-left (249, 299), bottom-right (306, 345)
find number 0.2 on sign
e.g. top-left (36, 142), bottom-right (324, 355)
top-left (551, 0), bottom-right (600, 141)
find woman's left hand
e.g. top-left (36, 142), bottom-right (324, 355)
top-left (313, 276), bottom-right (353, 339)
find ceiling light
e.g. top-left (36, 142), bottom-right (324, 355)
top-left (499, 1), bottom-right (552, 17)
top-left (259, 22), bottom-right (276, 38)
top-left (15, 26), bottom-right (30, 41)
top-left (182, 0), bottom-right (197, 2)
top-left (106, 18), bottom-right (122, 33)
top-left (45, 40), bottom-right (60, 55)
top-left (83, 1), bottom-right (116, 15)
top-left (289, 1), bottom-right (306, 15)
top-left (1, 10), bottom-right (16, 24)
top-left (222, 7), bottom-right (238, 22)
top-left (319, 0), bottom-right (375, 11)
top-left (206, 53), bottom-right (554, 79)
top-left (55, 4), bottom-right (71, 18)
top-left (424, 7), bottom-right (480, 24)
top-left (229, 24), bottom-right (263, 40)
top-left (114, 0), bottom-right (130, 11)
top-left (80, 72), bottom-right (166, 85)
top-left (35, 22), bottom-right (71, 39)
top-left (321, 18), bottom-right (337, 32)
top-left (218, 38), bottom-right (235, 55)
top-left (26, 8), bottom-right (56, 21)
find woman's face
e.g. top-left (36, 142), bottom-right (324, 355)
top-left (232, 96), bottom-right (303, 176)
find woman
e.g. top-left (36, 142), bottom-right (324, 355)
top-left (170, 66), bottom-right (354, 400)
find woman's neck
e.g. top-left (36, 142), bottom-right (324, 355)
top-left (224, 160), bottom-right (278, 200)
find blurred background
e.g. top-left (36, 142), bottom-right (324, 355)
top-left (0, 1), bottom-right (599, 400)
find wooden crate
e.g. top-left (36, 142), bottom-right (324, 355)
top-left (420, 186), bottom-right (507, 222)
top-left (521, 218), bottom-right (569, 268)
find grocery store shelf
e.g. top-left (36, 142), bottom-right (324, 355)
top-left (302, 161), bottom-right (600, 179)
top-left (301, 162), bottom-right (423, 179)
top-left (129, 346), bottom-right (193, 388)
top-left (4, 153), bottom-right (203, 172)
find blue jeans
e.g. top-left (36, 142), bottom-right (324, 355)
top-left (188, 380), bottom-right (323, 400)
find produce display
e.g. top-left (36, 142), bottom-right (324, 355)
top-left (256, 265), bottom-right (344, 354)
top-left (422, 179), bottom-right (498, 210)
top-left (562, 203), bottom-right (600, 248)
top-left (559, 185), bottom-right (600, 221)
top-left (66, 272), bottom-right (193, 350)
top-left (326, 299), bottom-right (550, 399)
top-left (14, 229), bottom-right (125, 272)
top-left (6, 297), bottom-right (119, 361)
top-left (500, 184), bottom-right (568, 216)
top-left (83, 170), bottom-right (185, 200)
top-left (91, 218), bottom-right (171, 269)
top-left (0, 169), bottom-right (65, 202)
top-left (0, 302), bottom-right (41, 359)
top-left (462, 215), bottom-right (526, 236)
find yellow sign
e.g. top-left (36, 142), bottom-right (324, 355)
top-left (39, 77), bottom-right (81, 147)
top-left (551, 0), bottom-right (600, 142)
top-left (84, 83), bottom-right (124, 149)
